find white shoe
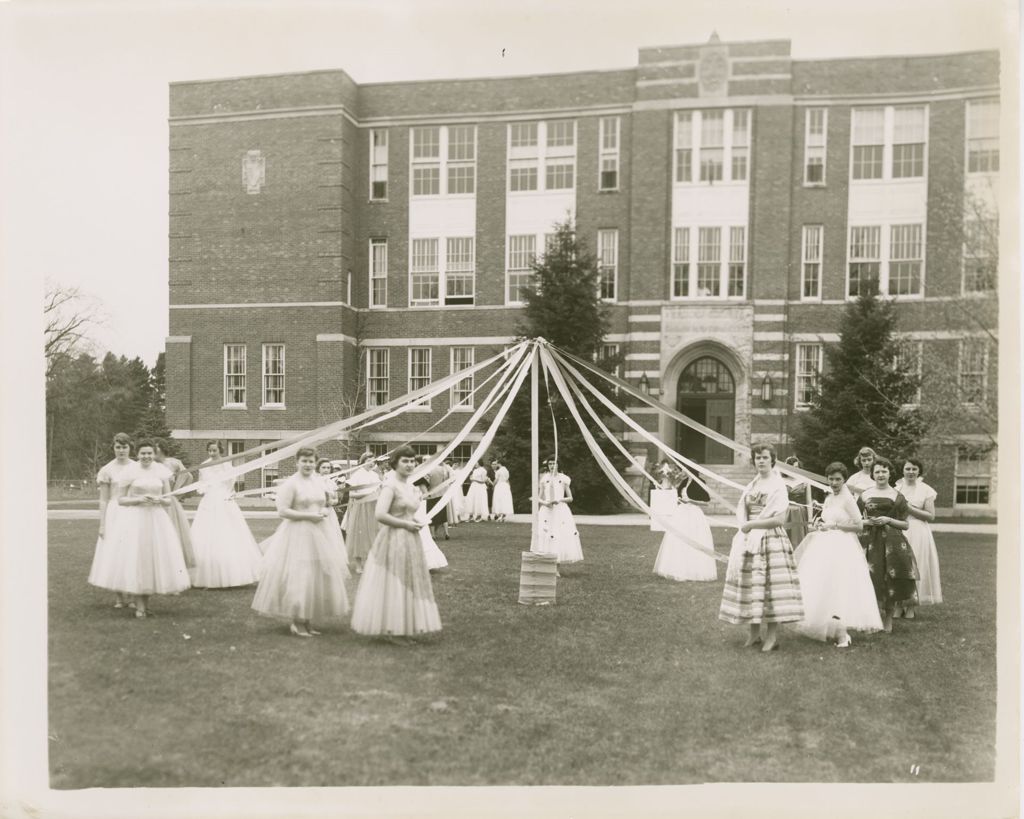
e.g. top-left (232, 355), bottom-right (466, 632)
top-left (836, 633), bottom-right (852, 648)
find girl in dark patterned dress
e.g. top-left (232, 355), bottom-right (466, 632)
top-left (857, 456), bottom-right (919, 633)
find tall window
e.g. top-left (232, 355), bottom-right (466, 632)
top-left (963, 219), bottom-right (998, 293)
top-left (410, 238), bottom-right (440, 305)
top-left (227, 440), bottom-right (246, 492)
top-left (369, 239), bottom-right (387, 308)
top-left (731, 110), bottom-right (750, 182)
top-left (795, 344), bottom-right (822, 408)
top-left (674, 112), bottom-right (693, 183)
top-left (851, 108), bottom-right (884, 180)
top-left (892, 107), bottom-right (926, 178)
top-left (223, 344), bottom-right (246, 407)
top-left (697, 227), bottom-right (722, 297)
top-left (674, 109), bottom-right (751, 184)
top-left (959, 339), bottom-right (988, 405)
top-left (847, 226), bottom-right (881, 296)
top-left (671, 227), bottom-right (690, 298)
top-left (847, 224), bottom-right (924, 298)
top-left (893, 340), bottom-right (923, 406)
top-left (508, 122), bottom-right (539, 192)
top-left (407, 237), bottom-right (475, 307)
top-left (261, 344), bottom-right (285, 407)
top-left (411, 125), bottom-right (476, 196)
top-left (261, 443), bottom-right (280, 490)
top-left (727, 226), bottom-right (746, 297)
top-left (851, 106), bottom-right (928, 181)
top-left (446, 125), bottom-right (476, 194)
top-left (408, 348), bottom-right (432, 407)
top-left (801, 225), bottom-right (823, 300)
top-left (597, 229), bottom-right (618, 301)
top-left (507, 234), bottom-right (536, 304)
top-left (507, 120), bottom-right (575, 192)
top-left (888, 224), bottom-right (923, 295)
top-left (966, 99), bottom-right (999, 173)
top-left (804, 108), bottom-right (827, 185)
top-left (366, 348), bottom-right (390, 407)
top-left (411, 127), bottom-right (441, 196)
top-left (699, 111), bottom-right (724, 182)
top-left (671, 226), bottom-right (746, 299)
top-left (445, 237), bottom-right (475, 305)
top-left (450, 347), bottom-right (475, 410)
top-left (598, 116), bottom-right (620, 190)
top-left (370, 129), bottom-right (388, 200)
top-left (955, 445), bottom-right (992, 505)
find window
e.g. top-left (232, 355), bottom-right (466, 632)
top-left (407, 236), bottom-right (475, 307)
top-left (966, 99), bottom-right (999, 173)
top-left (369, 239), bottom-right (387, 308)
top-left (888, 224), bottom-right (923, 295)
top-left (847, 226), bottom-right (881, 296)
top-left (893, 340), bottom-right (922, 405)
top-left (955, 445), bottom-right (992, 505)
top-left (597, 229), bottom-right (618, 301)
top-left (852, 106), bottom-right (928, 181)
top-left (509, 161), bottom-right (538, 192)
top-left (727, 226), bottom-right (746, 297)
top-left (510, 122), bottom-right (538, 150)
top-left (410, 238), bottom-right (440, 305)
top-left (370, 129), bottom-right (388, 200)
top-left (227, 440), bottom-right (246, 492)
top-left (545, 160), bottom-right (574, 190)
top-left (408, 348), bottom-right (432, 406)
top-left (851, 108), bottom-right (884, 180)
top-left (450, 347), bottom-right (475, 410)
top-left (697, 227), bottom-right (721, 297)
top-left (508, 120), bottom-right (575, 193)
top-left (366, 348), bottom-right (390, 407)
top-left (804, 108), bottom-right (827, 185)
top-left (411, 125), bottom-right (476, 197)
top-left (963, 219), bottom-right (998, 293)
top-left (795, 344), bottom-right (822, 408)
top-left (223, 344), bottom-right (246, 407)
top-left (367, 442), bottom-right (389, 458)
top-left (599, 117), bottom-right (620, 190)
top-left (801, 225), bottom-right (823, 300)
top-left (959, 339), bottom-right (987, 405)
top-left (261, 443), bottom-right (279, 490)
top-left (507, 234), bottom-right (536, 304)
top-left (892, 107), bottom-right (926, 178)
top-left (674, 109), bottom-right (751, 184)
top-left (600, 342), bottom-right (622, 393)
top-left (847, 224), bottom-right (925, 298)
top-left (261, 344), bottom-right (285, 407)
top-left (671, 227), bottom-right (690, 298)
top-left (445, 237), bottom-right (475, 305)
top-left (411, 443), bottom-right (437, 458)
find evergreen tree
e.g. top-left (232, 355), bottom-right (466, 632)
top-left (493, 220), bottom-right (628, 513)
top-left (793, 292), bottom-right (929, 474)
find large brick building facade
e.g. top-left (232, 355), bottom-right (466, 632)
top-left (166, 36), bottom-right (1000, 515)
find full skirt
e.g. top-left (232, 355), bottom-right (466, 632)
top-left (653, 504), bottom-right (717, 582)
top-left (464, 483), bottom-right (489, 519)
top-left (345, 499), bottom-right (378, 561)
top-left (491, 483), bottom-right (514, 517)
top-left (787, 505), bottom-right (809, 546)
top-left (420, 524), bottom-right (448, 571)
top-left (535, 503), bottom-right (584, 563)
top-left (251, 518), bottom-right (350, 622)
top-left (92, 504), bottom-right (191, 595)
top-left (719, 528), bottom-right (804, 624)
top-left (190, 494), bottom-right (262, 587)
top-left (906, 517), bottom-right (942, 604)
top-left (166, 496), bottom-right (196, 568)
top-left (793, 530), bottom-right (883, 640)
top-left (350, 525), bottom-right (442, 636)
top-left (87, 500), bottom-right (124, 587)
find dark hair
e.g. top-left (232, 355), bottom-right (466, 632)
top-left (544, 454), bottom-right (557, 464)
top-left (316, 458), bottom-right (332, 472)
top-left (750, 442), bottom-right (777, 466)
top-left (112, 432), bottom-right (132, 449)
top-left (296, 447), bottom-right (317, 461)
top-left (824, 461), bottom-right (848, 479)
top-left (872, 456), bottom-right (894, 479)
top-left (903, 456), bottom-right (925, 477)
top-left (784, 455), bottom-right (801, 467)
top-left (854, 447), bottom-right (876, 468)
top-left (153, 438), bottom-right (168, 455)
top-left (390, 445), bottom-right (417, 468)
top-left (413, 476), bottom-right (430, 489)
top-left (206, 440), bottom-right (223, 455)
top-left (136, 439), bottom-right (156, 453)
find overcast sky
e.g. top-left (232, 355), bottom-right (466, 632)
top-left (3, 0), bottom-right (1013, 366)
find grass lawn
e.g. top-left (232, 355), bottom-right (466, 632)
top-left (48, 519), bottom-right (997, 787)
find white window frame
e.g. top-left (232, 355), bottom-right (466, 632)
top-left (260, 442), bottom-right (280, 490)
top-left (966, 98), bottom-right (999, 175)
top-left (803, 108), bottom-right (827, 186)
top-left (598, 116), bottom-right (620, 191)
top-left (597, 229), bottom-right (618, 302)
top-left (506, 234), bottom-right (537, 305)
top-left (227, 440), bottom-right (246, 492)
top-left (408, 236), bottom-right (475, 308)
top-left (954, 444), bottom-right (993, 507)
top-left (673, 109), bottom-right (752, 185)
top-left (893, 339), bottom-right (923, 407)
top-left (370, 129), bottom-right (388, 201)
top-left (407, 347), bottom-right (432, 410)
top-left (845, 223), bottom-right (926, 300)
top-left (369, 238), bottom-right (388, 308)
top-left (261, 343), bottom-right (285, 409)
top-left (507, 120), bottom-right (577, 193)
top-left (410, 125), bottom-right (476, 198)
top-left (450, 347), bottom-right (475, 411)
top-left (801, 225), bottom-right (823, 301)
top-left (366, 348), bottom-right (390, 408)
top-left (962, 218), bottom-right (998, 294)
top-left (669, 225), bottom-right (747, 300)
top-left (223, 344), bottom-right (246, 408)
top-left (850, 105), bottom-right (928, 182)
top-left (794, 343), bottom-right (822, 409)
top-left (670, 227), bottom-right (690, 299)
top-left (958, 338), bottom-right (988, 406)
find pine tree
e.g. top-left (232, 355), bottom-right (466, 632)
top-left (493, 220), bottom-right (628, 513)
top-left (793, 292), bottom-right (929, 474)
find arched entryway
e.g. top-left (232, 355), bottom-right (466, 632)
top-left (676, 356), bottom-right (735, 465)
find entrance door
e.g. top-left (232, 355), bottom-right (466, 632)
top-left (676, 356), bottom-right (736, 465)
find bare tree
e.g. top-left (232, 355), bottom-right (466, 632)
top-left (44, 280), bottom-right (104, 378)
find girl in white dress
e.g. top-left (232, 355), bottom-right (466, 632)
top-left (252, 448), bottom-right (350, 637)
top-left (845, 446), bottom-right (876, 498)
top-left (413, 477), bottom-right (449, 571)
top-left (653, 473), bottom-right (717, 582)
top-left (153, 439), bottom-right (196, 570)
top-left (342, 452), bottom-right (381, 574)
top-left (190, 440), bottom-right (262, 588)
top-left (534, 456), bottom-right (584, 564)
top-left (88, 432), bottom-right (138, 608)
top-left (490, 459), bottom-right (514, 521)
top-left (793, 462), bottom-right (883, 645)
top-left (317, 458), bottom-right (350, 568)
top-left (464, 464), bottom-right (491, 522)
top-left (895, 457), bottom-right (942, 613)
top-left (95, 440), bottom-right (191, 618)
top-left (448, 460), bottom-right (467, 524)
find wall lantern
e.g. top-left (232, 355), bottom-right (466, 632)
top-left (760, 374), bottom-right (774, 403)
top-left (639, 372), bottom-right (650, 395)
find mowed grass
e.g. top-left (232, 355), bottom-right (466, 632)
top-left (48, 519), bottom-right (997, 787)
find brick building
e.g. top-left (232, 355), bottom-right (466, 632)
top-left (166, 35), bottom-right (1000, 516)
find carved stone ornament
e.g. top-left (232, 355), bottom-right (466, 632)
top-left (698, 47), bottom-right (730, 97)
top-left (242, 150), bottom-right (265, 194)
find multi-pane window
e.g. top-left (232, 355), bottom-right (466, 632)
top-left (893, 340), bottom-right (923, 405)
top-left (795, 344), bottom-right (822, 408)
top-left (963, 219), bottom-right (998, 293)
top-left (509, 161), bottom-right (538, 192)
top-left (801, 225), bottom-right (823, 300)
top-left (888, 224), bottom-right (923, 295)
top-left (847, 224), bottom-right (925, 298)
top-left (545, 160), bottom-right (574, 190)
top-left (892, 107), bottom-right (926, 178)
top-left (408, 348), bottom-right (432, 407)
top-left (369, 239), bottom-right (387, 308)
top-left (261, 344), bottom-right (285, 407)
top-left (851, 108), bottom-right (885, 180)
top-left (507, 235), bottom-right (536, 304)
top-left (450, 347), bottom-right (475, 410)
top-left (510, 122), bottom-right (538, 150)
top-left (598, 117), bottom-right (620, 190)
top-left (227, 440), bottom-right (246, 492)
top-left (223, 344), bottom-right (246, 406)
top-left (547, 120), bottom-right (575, 147)
top-left (671, 227), bottom-right (690, 298)
top-left (597, 229), bottom-right (618, 301)
top-left (367, 442), bottom-right (389, 458)
top-left (370, 129), bottom-right (388, 200)
top-left (804, 108), bottom-right (827, 185)
top-left (260, 443), bottom-right (279, 490)
top-left (507, 120), bottom-right (575, 192)
top-left (852, 106), bottom-right (928, 181)
top-left (959, 338), bottom-right (988, 405)
top-left (697, 227), bottom-right (722, 297)
top-left (966, 99), bottom-right (999, 173)
top-left (445, 237), bottom-right (475, 305)
top-left (366, 348), bottom-right (390, 407)
top-left (847, 226), bottom-right (881, 296)
top-left (411, 127), bottom-right (441, 195)
top-left (674, 109), bottom-right (751, 184)
top-left (411, 125), bottom-right (476, 196)
top-left (955, 445), bottom-right (992, 505)
top-left (446, 125), bottom-right (476, 194)
top-left (727, 226), bottom-right (746, 297)
top-left (600, 342), bottom-right (622, 392)
top-left (410, 238), bottom-right (440, 305)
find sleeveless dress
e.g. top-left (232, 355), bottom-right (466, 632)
top-left (154, 459), bottom-right (195, 568)
top-left (793, 487), bottom-right (883, 640)
top-left (87, 458), bottom-right (138, 588)
top-left (94, 466), bottom-right (191, 595)
top-left (251, 473), bottom-right (350, 622)
top-left (534, 472), bottom-right (584, 563)
top-left (464, 466), bottom-right (490, 520)
top-left (491, 466), bottom-right (515, 517)
top-left (895, 479), bottom-right (942, 604)
top-left (858, 488), bottom-right (920, 612)
top-left (190, 460), bottom-right (262, 587)
top-left (350, 476), bottom-right (442, 636)
top-left (342, 467), bottom-right (381, 563)
top-left (653, 491), bottom-right (717, 582)
top-left (719, 472), bottom-right (804, 625)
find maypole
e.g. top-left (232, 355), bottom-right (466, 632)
top-left (529, 338), bottom-right (540, 552)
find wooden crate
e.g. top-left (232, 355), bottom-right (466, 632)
top-left (518, 551), bottom-right (558, 606)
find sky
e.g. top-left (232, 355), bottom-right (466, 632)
top-left (2, 0), bottom-right (1014, 366)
